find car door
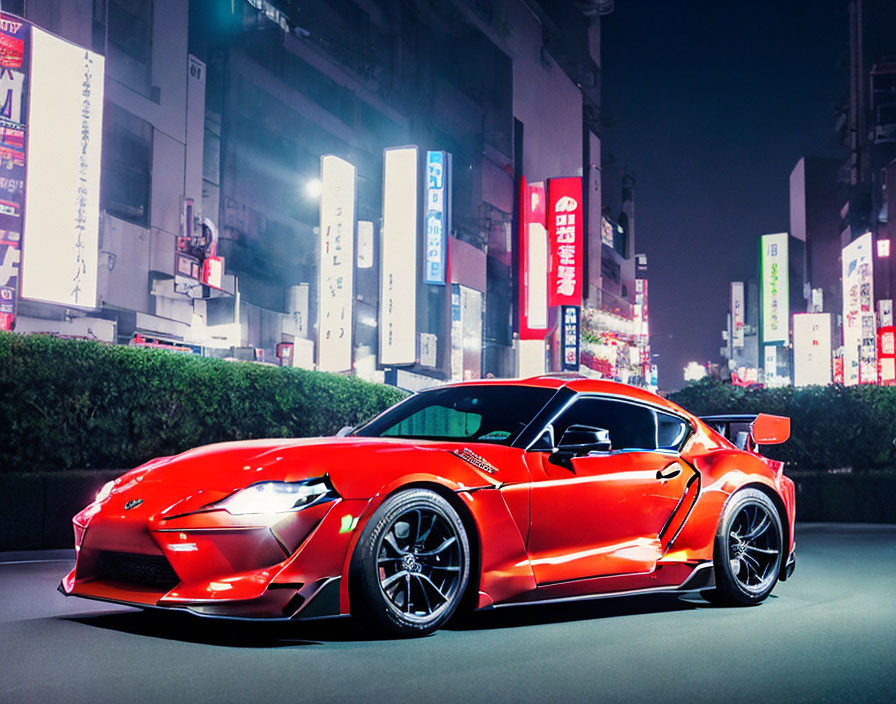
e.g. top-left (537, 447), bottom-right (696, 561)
top-left (526, 396), bottom-right (696, 585)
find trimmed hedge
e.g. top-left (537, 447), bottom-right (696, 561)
top-left (668, 380), bottom-right (896, 472)
top-left (0, 332), bottom-right (405, 472)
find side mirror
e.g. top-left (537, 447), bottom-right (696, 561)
top-left (557, 425), bottom-right (612, 454)
top-left (750, 414), bottom-right (790, 445)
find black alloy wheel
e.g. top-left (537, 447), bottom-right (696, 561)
top-left (707, 488), bottom-right (783, 606)
top-left (350, 489), bottom-right (470, 636)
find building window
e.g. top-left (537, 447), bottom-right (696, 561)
top-left (106, 0), bottom-right (153, 97)
top-left (101, 104), bottom-right (152, 227)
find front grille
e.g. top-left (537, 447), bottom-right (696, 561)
top-left (97, 551), bottom-right (180, 590)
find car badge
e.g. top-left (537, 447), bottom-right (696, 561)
top-left (452, 448), bottom-right (497, 474)
top-left (124, 498), bottom-right (144, 510)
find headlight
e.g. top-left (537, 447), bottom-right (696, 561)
top-left (215, 477), bottom-right (336, 515)
top-left (95, 481), bottom-right (115, 503)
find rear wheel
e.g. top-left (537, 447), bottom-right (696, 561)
top-left (706, 488), bottom-right (783, 606)
top-left (349, 489), bottom-right (470, 637)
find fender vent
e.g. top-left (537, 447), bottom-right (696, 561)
top-left (452, 448), bottom-right (497, 474)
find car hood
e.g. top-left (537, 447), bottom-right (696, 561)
top-left (103, 436), bottom-right (526, 516)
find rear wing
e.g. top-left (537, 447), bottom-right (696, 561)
top-left (700, 414), bottom-right (790, 450)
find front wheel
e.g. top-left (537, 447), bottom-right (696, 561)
top-left (706, 488), bottom-right (783, 606)
top-left (349, 489), bottom-right (470, 637)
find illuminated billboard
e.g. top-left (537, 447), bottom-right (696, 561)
top-left (0, 13), bottom-right (26, 330)
top-left (760, 233), bottom-right (788, 345)
top-left (317, 155), bottom-right (355, 372)
top-left (450, 283), bottom-right (482, 381)
top-left (519, 178), bottom-right (548, 338)
top-left (424, 151), bottom-right (449, 284)
top-left (793, 313), bottom-right (831, 387)
top-left (19, 23), bottom-right (103, 309)
top-left (547, 177), bottom-right (583, 307)
top-left (842, 232), bottom-right (874, 385)
top-left (730, 281), bottom-right (745, 348)
top-left (379, 147), bottom-right (417, 365)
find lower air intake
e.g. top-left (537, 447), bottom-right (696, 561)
top-left (97, 551), bottom-right (180, 590)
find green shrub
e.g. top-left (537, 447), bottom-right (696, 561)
top-left (669, 379), bottom-right (896, 471)
top-left (0, 332), bottom-right (406, 472)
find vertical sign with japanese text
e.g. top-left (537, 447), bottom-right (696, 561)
top-left (547, 177), bottom-right (583, 307)
top-left (424, 150), bottom-right (449, 284)
top-left (317, 155), bottom-right (355, 372)
top-left (0, 13), bottom-right (28, 330)
top-left (760, 233), bottom-right (789, 345)
top-left (20, 25), bottom-right (104, 308)
top-left (731, 281), bottom-right (745, 348)
top-left (842, 233), bottom-right (875, 385)
top-left (561, 305), bottom-right (580, 371)
top-left (379, 147), bottom-right (418, 365)
top-left (793, 313), bottom-right (832, 387)
top-left (357, 220), bottom-right (374, 269)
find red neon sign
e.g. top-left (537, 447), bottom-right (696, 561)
top-left (547, 177), bottom-right (583, 307)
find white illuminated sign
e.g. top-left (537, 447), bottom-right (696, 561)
top-left (793, 313), bottom-right (831, 387)
top-left (760, 233), bottom-right (789, 345)
top-left (317, 155), bottom-right (355, 372)
top-left (357, 220), bottom-right (373, 269)
top-left (731, 281), bottom-right (745, 348)
top-left (879, 299), bottom-right (893, 328)
top-left (20, 28), bottom-right (104, 308)
top-left (842, 232), bottom-right (875, 385)
top-left (379, 147), bottom-right (418, 365)
top-left (763, 345), bottom-right (778, 383)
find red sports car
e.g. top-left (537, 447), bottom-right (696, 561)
top-left (60, 375), bottom-right (796, 636)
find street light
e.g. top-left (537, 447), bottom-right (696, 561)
top-left (304, 177), bottom-right (322, 198)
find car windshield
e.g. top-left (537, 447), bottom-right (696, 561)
top-left (354, 385), bottom-right (557, 445)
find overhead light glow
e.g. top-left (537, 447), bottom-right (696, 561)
top-left (305, 178), bottom-right (322, 198)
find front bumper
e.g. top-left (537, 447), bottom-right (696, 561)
top-left (60, 497), bottom-right (370, 620)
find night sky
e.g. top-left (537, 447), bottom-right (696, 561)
top-left (601, 1), bottom-right (848, 390)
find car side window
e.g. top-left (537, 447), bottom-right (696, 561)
top-left (656, 412), bottom-right (690, 452)
top-left (553, 398), bottom-right (657, 451)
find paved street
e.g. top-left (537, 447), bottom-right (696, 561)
top-left (2, 524), bottom-right (894, 704)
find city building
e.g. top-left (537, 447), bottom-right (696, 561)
top-left (1, 0), bottom-right (646, 389)
top-left (3, 0), bottom-right (204, 348)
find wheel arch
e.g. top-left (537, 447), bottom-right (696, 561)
top-left (384, 481), bottom-right (483, 613)
top-left (342, 480), bottom-right (483, 619)
top-left (727, 481), bottom-right (791, 582)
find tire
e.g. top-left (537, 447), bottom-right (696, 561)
top-left (707, 488), bottom-right (783, 606)
top-left (349, 488), bottom-right (471, 637)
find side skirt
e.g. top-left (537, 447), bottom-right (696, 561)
top-left (481, 562), bottom-right (715, 610)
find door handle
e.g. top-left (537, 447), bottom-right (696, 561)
top-left (656, 463), bottom-right (682, 481)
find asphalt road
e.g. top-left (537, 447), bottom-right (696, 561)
top-left (2, 524), bottom-right (894, 704)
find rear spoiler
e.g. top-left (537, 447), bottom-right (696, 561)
top-left (699, 414), bottom-right (790, 449)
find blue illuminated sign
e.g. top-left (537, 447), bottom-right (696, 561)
top-left (424, 150), bottom-right (450, 285)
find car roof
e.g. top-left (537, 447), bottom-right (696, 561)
top-left (439, 374), bottom-right (690, 417)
